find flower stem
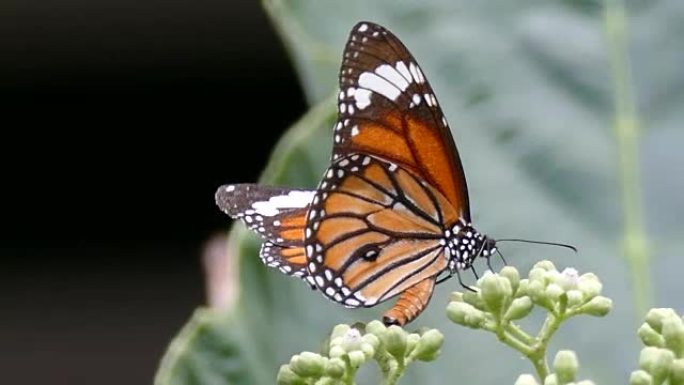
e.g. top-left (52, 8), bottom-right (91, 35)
top-left (604, 0), bottom-right (651, 317)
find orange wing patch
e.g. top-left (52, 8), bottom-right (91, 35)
top-left (304, 154), bottom-right (452, 309)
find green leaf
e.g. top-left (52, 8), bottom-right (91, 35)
top-left (156, 1), bottom-right (684, 384)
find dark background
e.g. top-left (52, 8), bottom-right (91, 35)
top-left (1, 1), bottom-right (306, 383)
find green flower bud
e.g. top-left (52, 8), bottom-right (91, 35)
top-left (406, 333), bottom-right (420, 353)
top-left (579, 296), bottom-right (612, 317)
top-left (339, 328), bottom-right (363, 352)
top-left (528, 280), bottom-right (545, 301)
top-left (529, 267), bottom-right (547, 283)
top-left (558, 268), bottom-right (580, 291)
top-left (330, 324), bottom-right (351, 341)
top-left (481, 272), bottom-right (512, 314)
top-left (361, 333), bottom-right (380, 351)
top-left (290, 352), bottom-right (325, 377)
top-left (325, 358), bottom-right (346, 378)
top-left (646, 308), bottom-right (679, 334)
top-left (328, 345), bottom-right (346, 359)
top-left (577, 273), bottom-right (602, 300)
top-left (566, 290), bottom-right (585, 308)
top-left (629, 370), bottom-right (653, 385)
top-left (553, 350), bottom-right (578, 384)
top-left (534, 260), bottom-right (557, 272)
top-left (410, 329), bottom-right (444, 361)
top-left (670, 359), bottom-right (684, 385)
top-left (517, 279), bottom-right (530, 297)
top-left (515, 374), bottom-right (540, 385)
top-left (545, 283), bottom-right (565, 301)
top-left (360, 342), bottom-right (375, 360)
top-left (348, 350), bottom-right (366, 368)
top-left (500, 266), bottom-right (520, 293)
top-left (663, 317), bottom-right (684, 357)
top-left (544, 373), bottom-right (558, 385)
top-left (447, 301), bottom-right (485, 328)
top-left (639, 347), bottom-right (674, 385)
top-left (504, 297), bottom-right (534, 321)
top-left (384, 325), bottom-right (408, 358)
top-left (366, 320), bottom-right (387, 337)
top-left (277, 365), bottom-right (306, 385)
top-left (314, 378), bottom-right (336, 385)
top-left (639, 323), bottom-right (666, 348)
top-left (463, 290), bottom-right (486, 310)
top-left (450, 291), bottom-right (465, 302)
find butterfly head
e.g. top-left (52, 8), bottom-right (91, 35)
top-left (445, 221), bottom-right (497, 271)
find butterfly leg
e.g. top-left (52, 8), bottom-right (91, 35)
top-left (470, 265), bottom-right (479, 280)
top-left (382, 277), bottom-right (437, 326)
top-left (456, 267), bottom-right (477, 293)
top-left (497, 249), bottom-right (508, 266)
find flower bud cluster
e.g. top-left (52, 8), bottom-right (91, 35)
top-left (447, 261), bottom-right (612, 330)
top-left (514, 351), bottom-right (594, 385)
top-left (630, 308), bottom-right (684, 385)
top-left (277, 322), bottom-right (443, 385)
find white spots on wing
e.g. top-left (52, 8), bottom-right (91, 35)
top-left (251, 190), bottom-right (315, 216)
top-left (339, 103), bottom-right (346, 114)
top-left (273, 220), bottom-right (280, 226)
top-left (346, 87), bottom-right (356, 97)
top-left (335, 122), bottom-right (342, 131)
top-left (345, 298), bottom-right (360, 307)
top-left (334, 134), bottom-right (341, 143)
top-left (306, 245), bottom-right (313, 256)
top-left (344, 119), bottom-right (350, 127)
top-left (395, 61), bottom-right (412, 83)
top-left (315, 276), bottom-right (325, 287)
top-left (412, 93), bottom-right (421, 106)
top-left (442, 116), bottom-right (448, 127)
top-left (334, 277), bottom-right (343, 287)
top-left (424, 93), bottom-right (433, 107)
top-left (351, 126), bottom-right (359, 136)
top-left (375, 64), bottom-right (410, 91)
top-left (361, 36), bottom-right (368, 43)
top-left (388, 163), bottom-right (398, 172)
top-left (308, 262), bottom-right (316, 272)
top-left (372, 31), bottom-right (379, 37)
top-left (409, 61), bottom-right (425, 84)
top-left (353, 88), bottom-right (372, 109)
top-left (348, 104), bottom-right (355, 115)
top-left (305, 228), bottom-right (312, 238)
top-left (338, 91), bottom-right (344, 100)
top-left (358, 72), bottom-right (401, 102)
top-left (337, 169), bottom-right (345, 178)
top-left (324, 270), bottom-right (333, 281)
top-left (339, 159), bottom-right (349, 167)
top-left (358, 23), bottom-right (368, 32)
top-left (326, 169), bottom-right (334, 178)
top-left (325, 287), bottom-right (336, 296)
top-left (225, 185), bottom-right (235, 192)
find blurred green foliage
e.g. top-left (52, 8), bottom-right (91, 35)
top-left (154, 1), bottom-right (684, 384)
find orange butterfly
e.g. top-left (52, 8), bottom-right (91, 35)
top-left (216, 21), bottom-right (498, 326)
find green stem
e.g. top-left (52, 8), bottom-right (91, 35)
top-left (505, 322), bottom-right (535, 345)
top-left (604, 0), bottom-right (651, 316)
top-left (382, 357), bottom-right (406, 385)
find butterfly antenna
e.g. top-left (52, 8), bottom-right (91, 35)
top-left (496, 238), bottom-right (578, 253)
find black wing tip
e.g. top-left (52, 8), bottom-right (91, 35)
top-left (215, 184), bottom-right (239, 214)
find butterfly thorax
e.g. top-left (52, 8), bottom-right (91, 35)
top-left (444, 219), bottom-right (497, 272)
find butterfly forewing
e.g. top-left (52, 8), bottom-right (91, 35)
top-left (215, 184), bottom-right (315, 280)
top-left (333, 21), bottom-right (471, 221)
top-left (304, 154), bottom-right (452, 307)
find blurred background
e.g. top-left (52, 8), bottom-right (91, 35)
top-left (2, 1), bottom-right (305, 384)
top-left (4, 1), bottom-right (684, 385)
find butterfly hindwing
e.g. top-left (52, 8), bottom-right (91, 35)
top-left (303, 154), bottom-right (452, 308)
top-left (334, 21), bottom-right (471, 221)
top-left (215, 184), bottom-right (315, 280)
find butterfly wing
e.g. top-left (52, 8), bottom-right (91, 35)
top-left (304, 154), bottom-right (457, 308)
top-left (333, 21), bottom-right (471, 221)
top-left (215, 184), bottom-right (315, 280)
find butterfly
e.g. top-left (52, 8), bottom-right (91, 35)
top-left (215, 21), bottom-right (499, 326)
